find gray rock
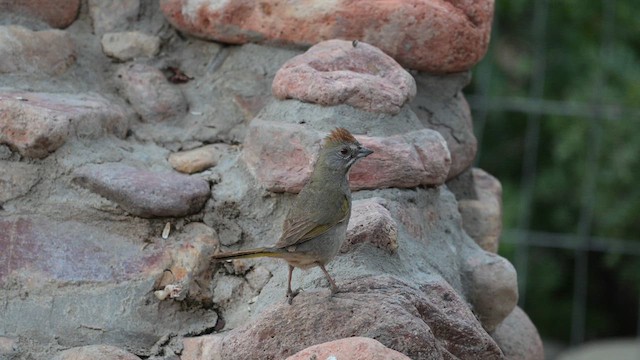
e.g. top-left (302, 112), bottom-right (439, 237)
top-left (0, 161), bottom-right (40, 205)
top-left (115, 63), bottom-right (187, 123)
top-left (448, 168), bottom-right (503, 253)
top-left (52, 344), bottom-right (141, 360)
top-left (88, 0), bottom-right (140, 35)
top-left (411, 72), bottom-right (477, 179)
top-left (73, 163), bottom-right (210, 218)
top-left (491, 307), bottom-right (544, 360)
top-left (462, 250), bottom-right (519, 332)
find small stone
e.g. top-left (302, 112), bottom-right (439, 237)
top-left (168, 144), bottom-right (227, 174)
top-left (245, 265), bottom-right (272, 292)
top-left (160, 0), bottom-right (494, 73)
top-left (448, 168), bottom-right (503, 253)
top-left (343, 198), bottom-right (398, 254)
top-left (88, 0), bottom-right (140, 35)
top-left (0, 337), bottom-right (19, 358)
top-left (286, 337), bottom-right (411, 360)
top-left (0, 161), bottom-right (39, 205)
top-left (52, 344), bottom-right (141, 360)
top-left (0, 25), bottom-right (75, 75)
top-left (242, 120), bottom-right (451, 193)
top-left (0, 0), bottom-right (80, 28)
top-left (101, 31), bottom-right (160, 61)
top-left (115, 63), bottom-right (187, 123)
top-left (159, 232), bottom-right (220, 302)
top-left (462, 251), bottom-right (518, 332)
top-left (72, 163), bottom-right (210, 218)
top-left (491, 307), bottom-right (544, 360)
top-left (0, 90), bottom-right (130, 158)
top-left (273, 40), bottom-right (416, 115)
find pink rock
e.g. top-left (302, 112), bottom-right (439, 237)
top-left (448, 168), bottom-right (502, 253)
top-left (0, 25), bottom-right (76, 75)
top-left (241, 121), bottom-right (323, 193)
top-left (52, 344), bottom-right (141, 360)
top-left (0, 216), bottom-right (171, 286)
top-left (286, 337), bottom-right (411, 360)
top-left (351, 129), bottom-right (451, 190)
top-left (343, 198), bottom-right (398, 254)
top-left (273, 40), bottom-right (416, 115)
top-left (181, 275), bottom-right (504, 360)
top-left (160, 0), bottom-right (494, 73)
top-left (0, 0), bottom-right (80, 29)
top-left (491, 307), bottom-right (544, 360)
top-left (0, 90), bottom-right (130, 158)
top-left (73, 163), bottom-right (210, 218)
top-left (242, 120), bottom-right (451, 193)
top-left (115, 63), bottom-right (187, 123)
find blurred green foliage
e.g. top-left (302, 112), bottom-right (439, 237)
top-left (468, 0), bottom-right (640, 342)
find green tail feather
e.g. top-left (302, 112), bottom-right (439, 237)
top-left (211, 247), bottom-right (283, 260)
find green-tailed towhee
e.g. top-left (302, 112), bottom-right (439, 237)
top-left (212, 128), bottom-right (373, 304)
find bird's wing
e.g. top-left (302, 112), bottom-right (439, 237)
top-left (274, 194), bottom-right (350, 249)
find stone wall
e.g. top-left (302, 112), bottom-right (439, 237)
top-left (0, 1), bottom-right (543, 359)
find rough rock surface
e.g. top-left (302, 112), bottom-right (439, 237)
top-left (52, 344), bottom-right (141, 360)
top-left (411, 72), bottom-right (477, 179)
top-left (448, 168), bottom-right (503, 253)
top-left (160, 0), bottom-right (494, 73)
top-left (88, 0), bottom-right (140, 35)
top-left (115, 63), bottom-right (188, 123)
top-left (183, 276), bottom-right (504, 360)
top-left (0, 25), bottom-right (76, 75)
top-left (0, 161), bottom-right (40, 205)
top-left (273, 39), bottom-right (416, 114)
top-left (101, 31), bottom-right (160, 61)
top-left (0, 2), bottom-right (542, 359)
top-left (0, 0), bottom-right (80, 29)
top-left (0, 90), bottom-right (130, 158)
top-left (73, 163), bottom-right (210, 218)
top-left (492, 307), bottom-right (545, 360)
top-left (343, 197), bottom-right (398, 254)
top-left (286, 337), bottom-right (411, 360)
top-left (242, 119), bottom-right (450, 193)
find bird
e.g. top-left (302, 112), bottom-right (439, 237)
top-left (212, 128), bottom-right (373, 304)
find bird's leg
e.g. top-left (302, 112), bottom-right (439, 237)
top-left (319, 264), bottom-right (339, 294)
top-left (286, 265), bottom-right (300, 305)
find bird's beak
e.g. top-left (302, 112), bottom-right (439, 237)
top-left (357, 146), bottom-right (374, 159)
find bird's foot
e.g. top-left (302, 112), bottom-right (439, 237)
top-left (286, 288), bottom-right (302, 305)
top-left (329, 284), bottom-right (340, 295)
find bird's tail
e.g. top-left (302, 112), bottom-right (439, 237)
top-left (211, 247), bottom-right (285, 261)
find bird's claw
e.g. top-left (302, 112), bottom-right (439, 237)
top-left (286, 288), bottom-right (302, 305)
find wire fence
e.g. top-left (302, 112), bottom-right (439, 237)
top-left (468, 0), bottom-right (640, 349)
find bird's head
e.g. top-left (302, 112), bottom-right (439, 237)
top-left (320, 128), bottom-right (373, 172)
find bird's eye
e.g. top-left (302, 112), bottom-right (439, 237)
top-left (340, 147), bottom-right (349, 156)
